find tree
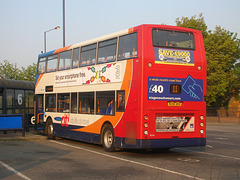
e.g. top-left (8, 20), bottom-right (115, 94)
top-left (176, 14), bottom-right (240, 107)
top-left (0, 60), bottom-right (36, 82)
top-left (0, 60), bottom-right (21, 80)
top-left (175, 13), bottom-right (208, 38)
top-left (19, 63), bottom-right (37, 81)
top-left (205, 27), bottom-right (240, 106)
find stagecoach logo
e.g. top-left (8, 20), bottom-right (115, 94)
top-left (61, 114), bottom-right (70, 127)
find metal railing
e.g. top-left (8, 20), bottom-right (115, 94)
top-left (207, 107), bottom-right (240, 124)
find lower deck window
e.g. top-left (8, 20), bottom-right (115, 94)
top-left (71, 93), bottom-right (77, 113)
top-left (45, 94), bottom-right (56, 112)
top-left (97, 91), bottom-right (115, 115)
top-left (117, 90), bottom-right (125, 112)
top-left (58, 93), bottom-right (70, 113)
top-left (79, 92), bottom-right (94, 114)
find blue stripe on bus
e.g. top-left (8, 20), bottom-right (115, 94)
top-left (38, 50), bottom-right (56, 58)
top-left (115, 137), bottom-right (206, 149)
top-left (52, 123), bottom-right (206, 149)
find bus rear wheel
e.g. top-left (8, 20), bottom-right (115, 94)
top-left (102, 124), bottom-right (115, 152)
top-left (46, 120), bottom-right (55, 139)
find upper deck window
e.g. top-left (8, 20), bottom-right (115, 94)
top-left (46, 54), bottom-right (58, 72)
top-left (72, 48), bottom-right (79, 68)
top-left (59, 50), bottom-right (72, 70)
top-left (152, 29), bottom-right (195, 50)
top-left (37, 57), bottom-right (46, 74)
top-left (118, 33), bottom-right (137, 60)
top-left (98, 38), bottom-right (117, 64)
top-left (80, 43), bottom-right (96, 66)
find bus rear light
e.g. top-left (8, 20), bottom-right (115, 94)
top-left (148, 62), bottom-right (152, 67)
top-left (200, 115), bottom-right (204, 120)
top-left (144, 130), bottom-right (148, 135)
top-left (144, 123), bottom-right (148, 128)
top-left (200, 122), bottom-right (204, 127)
top-left (144, 115), bottom-right (149, 120)
top-left (200, 130), bottom-right (204, 134)
top-left (198, 66), bottom-right (202, 70)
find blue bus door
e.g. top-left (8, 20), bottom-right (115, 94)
top-left (36, 95), bottom-right (44, 130)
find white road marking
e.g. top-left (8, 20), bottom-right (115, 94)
top-left (177, 158), bottom-right (200, 163)
top-left (206, 145), bottom-right (213, 148)
top-left (214, 137), bottom-right (228, 140)
top-left (51, 140), bottom-right (205, 180)
top-left (207, 140), bottom-right (238, 146)
top-left (0, 161), bottom-right (31, 180)
top-left (206, 128), bottom-right (240, 134)
top-left (175, 148), bottom-right (240, 161)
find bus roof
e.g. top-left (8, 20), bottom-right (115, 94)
top-left (38, 24), bottom-right (201, 58)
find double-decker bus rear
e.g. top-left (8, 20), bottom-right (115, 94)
top-left (138, 25), bottom-right (206, 149)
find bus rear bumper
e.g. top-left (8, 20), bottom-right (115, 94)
top-left (115, 137), bottom-right (206, 149)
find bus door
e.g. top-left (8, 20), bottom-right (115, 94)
top-left (36, 94), bottom-right (44, 130)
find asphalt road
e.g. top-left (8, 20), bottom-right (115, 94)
top-left (0, 124), bottom-right (239, 180)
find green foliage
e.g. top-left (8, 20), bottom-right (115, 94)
top-left (176, 14), bottom-right (240, 107)
top-left (0, 60), bottom-right (20, 80)
top-left (175, 13), bottom-right (208, 38)
top-left (0, 60), bottom-right (36, 82)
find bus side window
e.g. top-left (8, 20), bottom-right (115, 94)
top-left (57, 93), bottom-right (70, 113)
top-left (117, 90), bottom-right (125, 112)
top-left (80, 44), bottom-right (96, 66)
top-left (98, 38), bottom-right (117, 64)
top-left (71, 93), bottom-right (77, 113)
top-left (79, 92), bottom-right (94, 114)
top-left (59, 50), bottom-right (71, 70)
top-left (45, 94), bottom-right (56, 112)
top-left (96, 91), bottom-right (115, 115)
top-left (118, 33), bottom-right (137, 60)
top-left (37, 57), bottom-right (46, 74)
top-left (72, 48), bottom-right (79, 68)
top-left (46, 54), bottom-right (58, 72)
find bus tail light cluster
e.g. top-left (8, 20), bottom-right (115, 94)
top-left (200, 115), bottom-right (205, 134)
top-left (144, 115), bottom-right (149, 120)
top-left (144, 115), bottom-right (149, 136)
top-left (144, 123), bottom-right (148, 128)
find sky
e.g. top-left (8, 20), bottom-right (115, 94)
top-left (0, 0), bottom-right (239, 68)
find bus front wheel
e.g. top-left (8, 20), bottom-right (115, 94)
top-left (102, 124), bottom-right (115, 152)
top-left (46, 120), bottom-right (55, 139)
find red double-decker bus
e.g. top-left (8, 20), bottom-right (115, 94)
top-left (35, 24), bottom-right (206, 151)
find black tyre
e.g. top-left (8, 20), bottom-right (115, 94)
top-left (102, 124), bottom-right (115, 152)
top-left (46, 120), bottom-right (55, 139)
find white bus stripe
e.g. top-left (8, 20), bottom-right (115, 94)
top-left (51, 140), bottom-right (205, 180)
top-left (0, 161), bottom-right (31, 180)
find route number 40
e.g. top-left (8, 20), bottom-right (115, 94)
top-left (151, 85), bottom-right (164, 93)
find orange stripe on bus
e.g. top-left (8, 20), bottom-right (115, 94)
top-left (128, 28), bottom-right (133, 33)
top-left (35, 74), bottom-right (44, 90)
top-left (72, 60), bottom-right (133, 134)
top-left (72, 112), bottom-right (123, 134)
top-left (54, 45), bottom-right (72, 54)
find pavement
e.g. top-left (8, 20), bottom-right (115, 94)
top-left (0, 127), bottom-right (47, 141)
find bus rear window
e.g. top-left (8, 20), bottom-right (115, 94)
top-left (152, 29), bottom-right (195, 50)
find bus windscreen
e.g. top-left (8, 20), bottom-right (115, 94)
top-left (152, 29), bottom-right (195, 50)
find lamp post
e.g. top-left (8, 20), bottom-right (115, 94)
top-left (44, 26), bottom-right (60, 53)
top-left (63, 0), bottom-right (65, 47)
